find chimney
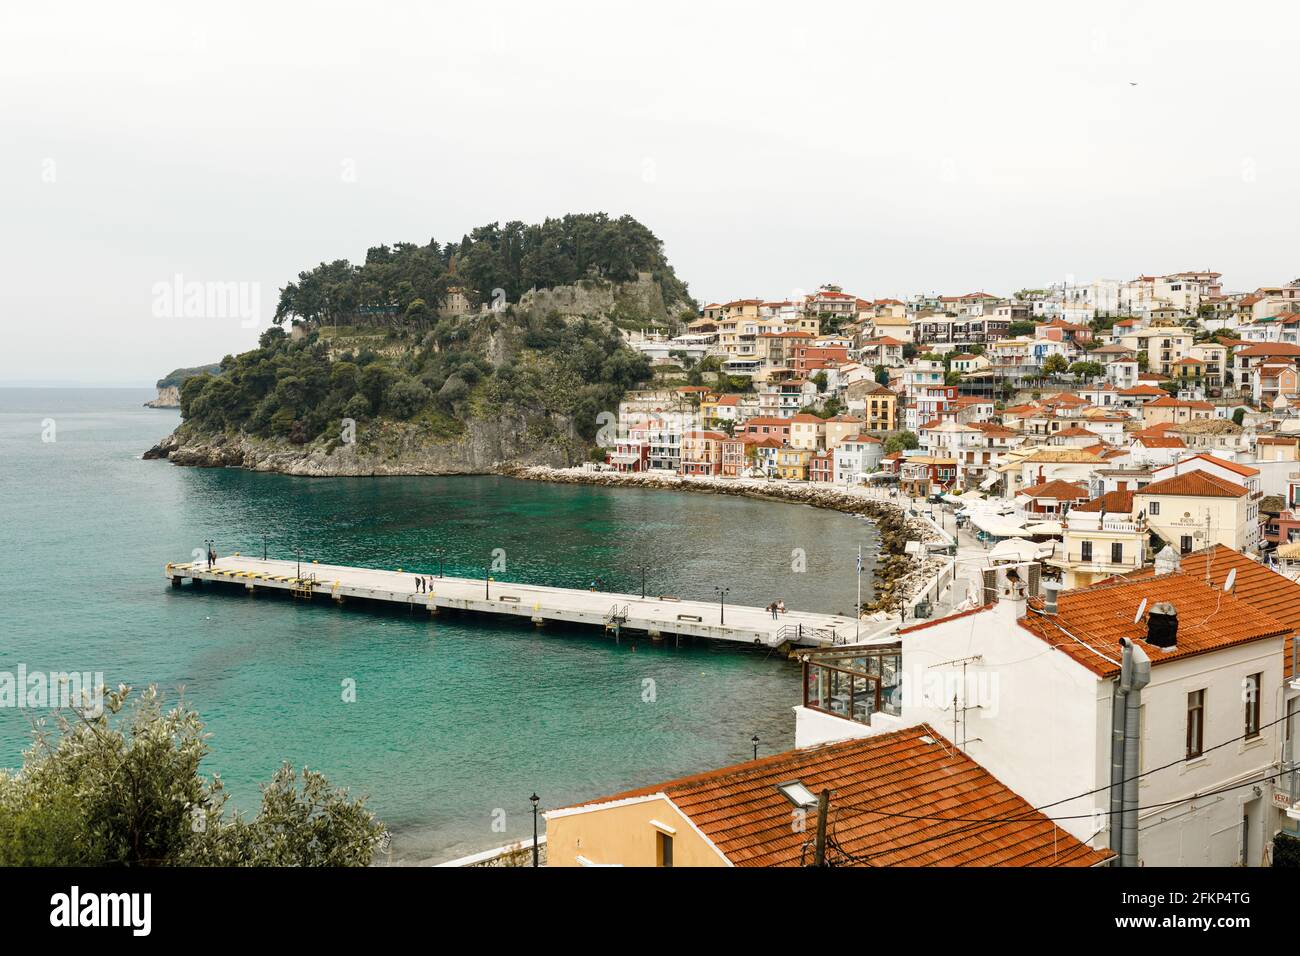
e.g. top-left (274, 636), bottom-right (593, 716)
top-left (1042, 580), bottom-right (1060, 615)
top-left (1146, 602), bottom-right (1178, 650)
top-left (1028, 563), bottom-right (1042, 598)
top-left (1153, 545), bottom-right (1181, 575)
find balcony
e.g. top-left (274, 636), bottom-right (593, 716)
top-left (801, 644), bottom-right (902, 726)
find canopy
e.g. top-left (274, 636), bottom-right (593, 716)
top-left (1024, 521), bottom-right (1064, 536)
top-left (989, 537), bottom-right (1051, 563)
top-left (968, 513), bottom-right (1026, 538)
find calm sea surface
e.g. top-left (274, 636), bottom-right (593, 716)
top-left (0, 388), bottom-right (877, 863)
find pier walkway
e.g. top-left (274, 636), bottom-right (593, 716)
top-left (166, 556), bottom-right (860, 648)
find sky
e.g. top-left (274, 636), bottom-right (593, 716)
top-left (3, 0), bottom-right (1298, 386)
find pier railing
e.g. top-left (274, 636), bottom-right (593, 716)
top-left (775, 623), bottom-right (842, 646)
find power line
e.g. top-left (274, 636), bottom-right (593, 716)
top-left (817, 710), bottom-right (1299, 863)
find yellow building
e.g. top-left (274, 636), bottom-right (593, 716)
top-left (776, 445), bottom-right (812, 480)
top-left (1133, 470), bottom-right (1251, 554)
top-left (788, 413), bottom-right (827, 451)
top-left (823, 415), bottom-right (865, 450)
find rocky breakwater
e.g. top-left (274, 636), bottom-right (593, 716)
top-left (143, 413), bottom-right (585, 476)
top-left (508, 466), bottom-right (947, 616)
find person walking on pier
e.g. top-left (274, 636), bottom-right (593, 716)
top-left (768, 602), bottom-right (778, 620)
top-left (414, 575), bottom-right (423, 593)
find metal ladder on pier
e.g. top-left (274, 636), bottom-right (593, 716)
top-left (604, 604), bottom-right (630, 642)
top-left (292, 575), bottom-right (315, 601)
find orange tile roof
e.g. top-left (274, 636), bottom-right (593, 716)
top-left (559, 726), bottom-right (1110, 867)
top-left (1020, 573), bottom-right (1289, 678)
top-left (1138, 470), bottom-right (1248, 498)
top-left (1020, 478), bottom-right (1090, 500)
top-left (1127, 545), bottom-right (1299, 679)
top-left (1071, 489), bottom-right (1135, 514)
top-left (1166, 453), bottom-right (1259, 478)
top-left (1136, 436), bottom-right (1186, 448)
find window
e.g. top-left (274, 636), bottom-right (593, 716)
top-left (1080, 541), bottom-right (1093, 562)
top-left (1149, 500), bottom-right (1160, 515)
top-left (1187, 690), bottom-right (1205, 759)
top-left (1244, 673), bottom-right (1261, 740)
top-left (656, 831), bottom-right (673, 867)
top-left (1112, 542), bottom-right (1124, 565)
top-left (1180, 535), bottom-right (1194, 555)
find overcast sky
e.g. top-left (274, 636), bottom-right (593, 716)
top-left (3, 1), bottom-right (1298, 386)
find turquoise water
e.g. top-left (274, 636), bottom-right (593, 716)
top-left (0, 388), bottom-right (877, 863)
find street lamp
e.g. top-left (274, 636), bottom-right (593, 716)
top-left (204, 538), bottom-right (214, 569)
top-left (530, 793), bottom-right (540, 868)
top-left (636, 564), bottom-right (649, 599)
top-left (262, 532), bottom-right (269, 561)
top-left (714, 586), bottom-right (730, 625)
top-left (295, 547), bottom-right (303, 580)
top-left (434, 548), bottom-right (445, 578)
top-left (751, 734), bottom-right (760, 760)
top-left (485, 563), bottom-right (491, 600)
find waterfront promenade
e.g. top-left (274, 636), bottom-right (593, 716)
top-left (166, 556), bottom-right (861, 648)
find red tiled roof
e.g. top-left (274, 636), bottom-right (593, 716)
top-left (558, 726), bottom-right (1110, 867)
top-left (1159, 453), bottom-right (1258, 479)
top-left (1127, 545), bottom-right (1299, 680)
top-left (1071, 489), bottom-right (1135, 514)
top-left (1237, 343), bottom-right (1300, 357)
top-left (1135, 436), bottom-right (1186, 448)
top-left (1138, 470), bottom-right (1248, 498)
top-left (1020, 573), bottom-right (1289, 678)
top-left (1020, 479), bottom-right (1090, 500)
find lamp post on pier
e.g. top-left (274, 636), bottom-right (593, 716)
top-left (636, 564), bottom-right (649, 599)
top-left (751, 734), bottom-right (760, 760)
top-left (262, 533), bottom-right (269, 561)
top-left (714, 586), bottom-right (730, 625)
top-left (295, 547), bottom-right (303, 580)
top-left (434, 548), bottom-right (445, 578)
top-left (485, 564), bottom-right (491, 600)
top-left (530, 793), bottom-right (540, 868)
top-left (204, 538), bottom-right (214, 569)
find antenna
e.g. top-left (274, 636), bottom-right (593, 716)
top-left (1224, 568), bottom-right (1236, 593)
top-left (1133, 597), bottom-right (1148, 624)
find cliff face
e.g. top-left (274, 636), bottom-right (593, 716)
top-left (145, 409), bottom-right (587, 476)
top-left (144, 385), bottom-right (181, 409)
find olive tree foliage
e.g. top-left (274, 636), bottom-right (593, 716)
top-left (0, 686), bottom-right (386, 867)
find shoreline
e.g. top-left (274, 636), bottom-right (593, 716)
top-left (143, 425), bottom-right (945, 612)
top-left (504, 465), bottom-right (947, 614)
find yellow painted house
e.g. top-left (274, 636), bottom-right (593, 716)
top-left (776, 445), bottom-right (812, 480)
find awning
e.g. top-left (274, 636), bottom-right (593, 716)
top-left (989, 537), bottom-right (1048, 562)
top-left (969, 513), bottom-right (1026, 538)
top-left (1024, 521), bottom-right (1063, 536)
top-left (979, 474), bottom-right (1000, 490)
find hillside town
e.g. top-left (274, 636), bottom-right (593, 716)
top-left (539, 271), bottom-right (1300, 868)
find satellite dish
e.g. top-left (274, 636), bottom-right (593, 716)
top-left (1224, 568), bottom-right (1237, 593)
top-left (1133, 598), bottom-right (1148, 624)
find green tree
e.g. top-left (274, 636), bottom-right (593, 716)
top-left (883, 430), bottom-right (919, 454)
top-left (0, 686), bottom-right (385, 866)
top-left (1042, 354), bottom-right (1069, 378)
top-left (1069, 361), bottom-right (1103, 381)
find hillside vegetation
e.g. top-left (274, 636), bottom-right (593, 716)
top-left (155, 213), bottom-right (689, 470)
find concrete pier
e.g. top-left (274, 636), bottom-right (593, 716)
top-left (166, 556), bottom-right (856, 648)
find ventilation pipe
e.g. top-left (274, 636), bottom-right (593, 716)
top-left (1042, 580), bottom-right (1060, 615)
top-left (1110, 637), bottom-right (1151, 867)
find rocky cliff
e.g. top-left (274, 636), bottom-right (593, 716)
top-left (144, 275), bottom-right (667, 476)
